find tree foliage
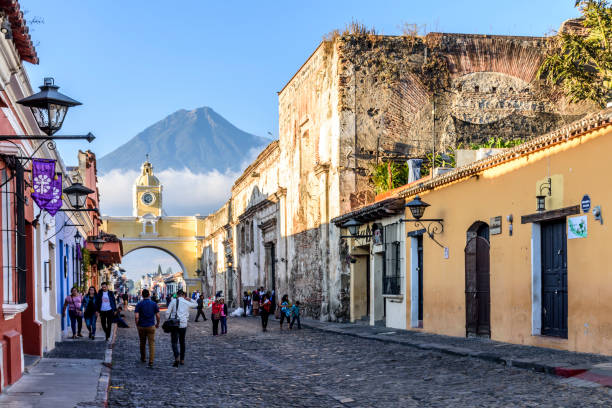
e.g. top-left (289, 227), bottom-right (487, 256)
top-left (538, 1), bottom-right (612, 107)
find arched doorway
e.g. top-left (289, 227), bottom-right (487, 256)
top-left (465, 222), bottom-right (490, 337)
top-left (121, 246), bottom-right (187, 298)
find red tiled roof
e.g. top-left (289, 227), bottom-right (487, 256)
top-left (0, 0), bottom-right (38, 64)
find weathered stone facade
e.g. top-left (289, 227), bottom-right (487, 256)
top-left (198, 32), bottom-right (597, 320)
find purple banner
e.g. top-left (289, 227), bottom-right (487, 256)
top-left (45, 174), bottom-right (63, 216)
top-left (31, 158), bottom-right (56, 208)
top-left (76, 241), bottom-right (82, 260)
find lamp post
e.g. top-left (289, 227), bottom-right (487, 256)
top-left (340, 218), bottom-right (372, 239)
top-left (91, 235), bottom-right (105, 251)
top-left (62, 182), bottom-right (96, 211)
top-left (402, 195), bottom-right (444, 247)
top-left (536, 178), bottom-right (552, 212)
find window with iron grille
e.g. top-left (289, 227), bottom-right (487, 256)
top-left (383, 223), bottom-right (402, 295)
top-left (1, 162), bottom-right (26, 305)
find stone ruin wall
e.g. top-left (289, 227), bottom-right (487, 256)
top-left (277, 43), bottom-right (343, 319)
top-left (334, 33), bottom-right (596, 207)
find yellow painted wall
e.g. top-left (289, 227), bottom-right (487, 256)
top-left (102, 216), bottom-right (200, 290)
top-left (404, 125), bottom-right (612, 354)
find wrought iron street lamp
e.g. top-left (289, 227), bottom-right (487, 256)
top-left (340, 218), bottom-right (373, 239)
top-left (74, 229), bottom-right (82, 243)
top-left (91, 235), bottom-right (105, 251)
top-left (63, 182), bottom-right (94, 210)
top-left (405, 195), bottom-right (430, 220)
top-left (402, 195), bottom-right (444, 247)
top-left (17, 78), bottom-right (82, 136)
top-left (536, 178), bottom-right (552, 212)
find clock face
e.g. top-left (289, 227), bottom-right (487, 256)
top-left (141, 192), bottom-right (155, 205)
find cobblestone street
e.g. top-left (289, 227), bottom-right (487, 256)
top-left (109, 311), bottom-right (612, 407)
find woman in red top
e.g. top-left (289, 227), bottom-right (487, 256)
top-left (211, 299), bottom-right (222, 336)
top-left (260, 293), bottom-right (271, 332)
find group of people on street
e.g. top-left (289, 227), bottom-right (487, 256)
top-left (61, 282), bottom-right (120, 341)
top-left (77, 285), bottom-right (304, 369)
top-left (241, 288), bottom-right (301, 332)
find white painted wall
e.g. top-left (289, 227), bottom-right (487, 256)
top-left (531, 223), bottom-right (542, 336)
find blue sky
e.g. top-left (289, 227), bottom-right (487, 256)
top-left (21, 0), bottom-right (579, 166)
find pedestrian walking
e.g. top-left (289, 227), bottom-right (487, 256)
top-left (122, 292), bottom-right (128, 308)
top-left (62, 287), bottom-right (83, 339)
top-left (252, 289), bottom-right (260, 316)
top-left (211, 298), bottom-right (222, 335)
top-left (242, 291), bottom-right (249, 317)
top-left (260, 293), bottom-right (271, 332)
top-left (166, 290), bottom-right (197, 367)
top-left (165, 294), bottom-right (171, 307)
top-left (95, 282), bottom-right (117, 341)
top-left (194, 294), bottom-right (207, 322)
top-left (270, 289), bottom-right (277, 317)
top-left (289, 301), bottom-right (301, 329)
top-left (279, 294), bottom-right (291, 329)
top-left (134, 289), bottom-right (160, 368)
top-left (220, 298), bottom-right (228, 334)
top-left (82, 286), bottom-right (98, 339)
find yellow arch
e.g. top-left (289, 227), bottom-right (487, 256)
top-left (123, 245), bottom-right (188, 275)
top-left (102, 215), bottom-right (203, 291)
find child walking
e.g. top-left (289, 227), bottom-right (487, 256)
top-left (289, 301), bottom-right (301, 329)
top-left (279, 294), bottom-right (291, 329)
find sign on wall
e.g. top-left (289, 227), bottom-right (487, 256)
top-left (490, 216), bottom-right (502, 235)
top-left (581, 195), bottom-right (591, 213)
top-left (568, 215), bottom-right (588, 239)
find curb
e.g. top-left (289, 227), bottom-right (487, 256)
top-left (301, 322), bottom-right (603, 383)
top-left (95, 324), bottom-right (118, 408)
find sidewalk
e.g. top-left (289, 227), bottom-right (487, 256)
top-left (0, 322), bottom-right (117, 408)
top-left (302, 319), bottom-right (612, 388)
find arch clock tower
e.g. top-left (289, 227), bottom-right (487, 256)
top-left (133, 159), bottom-right (162, 217)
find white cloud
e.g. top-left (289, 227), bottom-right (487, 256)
top-left (99, 168), bottom-right (238, 216)
top-left (98, 147), bottom-right (262, 217)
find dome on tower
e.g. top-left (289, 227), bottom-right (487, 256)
top-left (136, 160), bottom-right (160, 186)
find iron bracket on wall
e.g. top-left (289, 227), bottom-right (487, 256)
top-left (401, 218), bottom-right (445, 248)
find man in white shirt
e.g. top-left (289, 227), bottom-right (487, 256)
top-left (95, 282), bottom-right (117, 341)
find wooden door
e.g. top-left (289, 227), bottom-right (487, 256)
top-left (541, 220), bottom-right (568, 338)
top-left (465, 236), bottom-right (490, 337)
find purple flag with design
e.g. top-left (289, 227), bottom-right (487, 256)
top-left (76, 241), bottom-right (82, 260)
top-left (44, 173), bottom-right (63, 216)
top-left (31, 158), bottom-right (56, 208)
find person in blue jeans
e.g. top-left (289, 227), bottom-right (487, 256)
top-left (81, 286), bottom-right (98, 339)
top-left (220, 298), bottom-right (228, 334)
top-left (289, 301), bottom-right (301, 330)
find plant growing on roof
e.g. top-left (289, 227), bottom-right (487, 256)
top-left (538, 0), bottom-right (612, 107)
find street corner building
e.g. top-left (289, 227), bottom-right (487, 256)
top-left (339, 109), bottom-right (612, 355)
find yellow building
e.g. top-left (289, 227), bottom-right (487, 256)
top-left (389, 109), bottom-right (612, 355)
top-left (102, 160), bottom-right (206, 293)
